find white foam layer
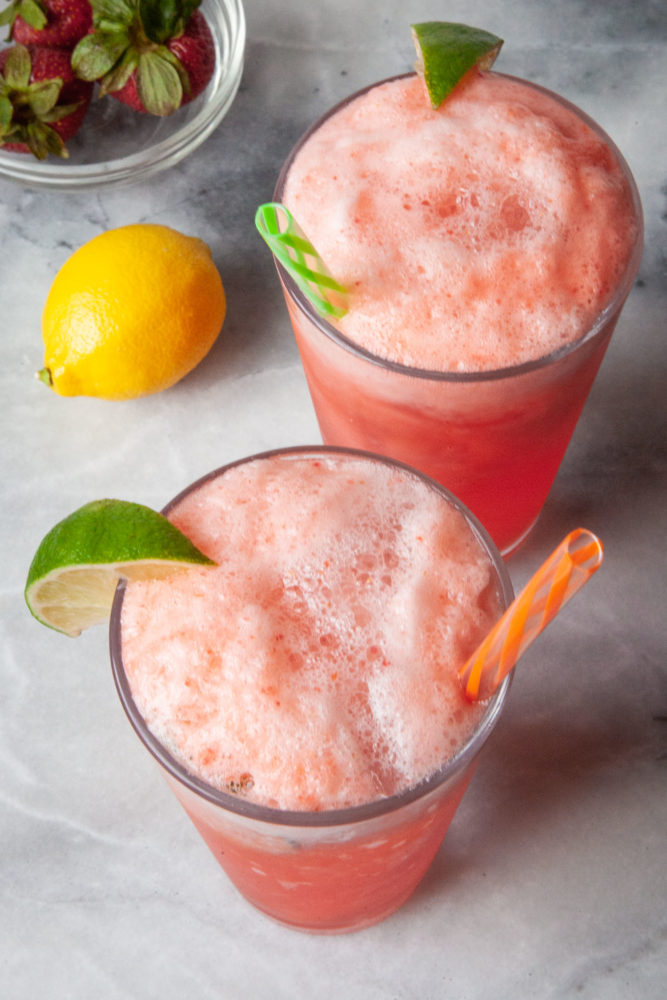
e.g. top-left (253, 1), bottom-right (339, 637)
top-left (121, 454), bottom-right (501, 810)
top-left (283, 73), bottom-right (638, 371)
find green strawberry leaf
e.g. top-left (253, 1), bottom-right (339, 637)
top-left (139, 0), bottom-right (178, 41)
top-left (42, 126), bottom-right (67, 158)
top-left (3, 43), bottom-right (32, 87)
top-left (0, 0), bottom-right (47, 35)
top-left (0, 94), bottom-right (13, 132)
top-left (17, 0), bottom-right (48, 30)
top-left (23, 119), bottom-right (68, 159)
top-left (136, 48), bottom-right (183, 115)
top-left (139, 0), bottom-right (200, 43)
top-left (159, 44), bottom-right (190, 93)
top-left (98, 47), bottom-right (139, 96)
top-left (42, 100), bottom-right (82, 123)
top-left (25, 121), bottom-right (49, 158)
top-left (89, 0), bottom-right (136, 29)
top-left (27, 79), bottom-right (62, 116)
top-left (72, 29), bottom-right (131, 80)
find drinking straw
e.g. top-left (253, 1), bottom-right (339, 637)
top-left (255, 202), bottom-right (349, 319)
top-left (459, 529), bottom-right (604, 701)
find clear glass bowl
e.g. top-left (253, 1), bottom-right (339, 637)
top-left (0, 0), bottom-right (245, 190)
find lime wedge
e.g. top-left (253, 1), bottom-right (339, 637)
top-left (25, 499), bottom-right (215, 636)
top-left (411, 21), bottom-right (504, 109)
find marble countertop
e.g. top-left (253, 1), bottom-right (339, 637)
top-left (2, 1), bottom-right (665, 997)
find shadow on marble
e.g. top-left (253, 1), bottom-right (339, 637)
top-left (400, 702), bottom-right (664, 910)
top-left (505, 294), bottom-right (667, 564)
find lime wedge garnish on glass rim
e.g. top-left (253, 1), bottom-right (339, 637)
top-left (411, 21), bottom-right (504, 109)
top-left (25, 499), bottom-right (215, 637)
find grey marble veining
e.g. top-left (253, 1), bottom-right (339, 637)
top-left (1, 1), bottom-right (666, 997)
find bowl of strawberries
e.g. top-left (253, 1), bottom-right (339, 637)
top-left (0, 0), bottom-right (245, 188)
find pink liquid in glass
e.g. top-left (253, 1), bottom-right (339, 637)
top-left (111, 447), bottom-right (513, 932)
top-left (275, 72), bottom-right (643, 553)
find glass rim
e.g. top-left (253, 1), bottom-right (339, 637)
top-left (273, 71), bottom-right (644, 384)
top-left (109, 444), bottom-right (514, 829)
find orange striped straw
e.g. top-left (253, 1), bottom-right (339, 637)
top-left (459, 529), bottom-right (604, 701)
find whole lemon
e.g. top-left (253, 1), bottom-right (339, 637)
top-left (40, 224), bottom-right (226, 400)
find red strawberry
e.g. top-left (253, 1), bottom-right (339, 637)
top-left (110, 9), bottom-right (214, 114)
top-left (72, 0), bottom-right (216, 117)
top-left (0, 43), bottom-right (93, 158)
top-left (1, 0), bottom-right (92, 49)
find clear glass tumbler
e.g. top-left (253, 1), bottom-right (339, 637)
top-left (110, 446), bottom-right (514, 933)
top-left (273, 74), bottom-right (644, 555)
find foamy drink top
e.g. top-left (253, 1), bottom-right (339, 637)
top-left (120, 453), bottom-right (503, 811)
top-left (282, 72), bottom-right (640, 371)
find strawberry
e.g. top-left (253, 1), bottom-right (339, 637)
top-left (72, 0), bottom-right (215, 117)
top-left (0, 42), bottom-right (93, 157)
top-left (0, 0), bottom-right (93, 49)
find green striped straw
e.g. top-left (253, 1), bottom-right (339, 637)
top-left (255, 202), bottom-right (349, 319)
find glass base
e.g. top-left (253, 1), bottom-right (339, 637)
top-left (250, 891), bottom-right (414, 935)
top-left (501, 515), bottom-right (540, 558)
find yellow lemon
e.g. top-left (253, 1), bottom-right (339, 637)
top-left (40, 223), bottom-right (226, 400)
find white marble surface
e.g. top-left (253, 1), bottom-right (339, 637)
top-left (2, 1), bottom-right (666, 997)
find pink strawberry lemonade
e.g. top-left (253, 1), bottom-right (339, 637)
top-left (276, 71), bottom-right (643, 553)
top-left (112, 447), bottom-right (513, 933)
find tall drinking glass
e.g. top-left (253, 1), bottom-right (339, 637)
top-left (110, 446), bottom-right (514, 933)
top-left (273, 74), bottom-right (644, 555)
